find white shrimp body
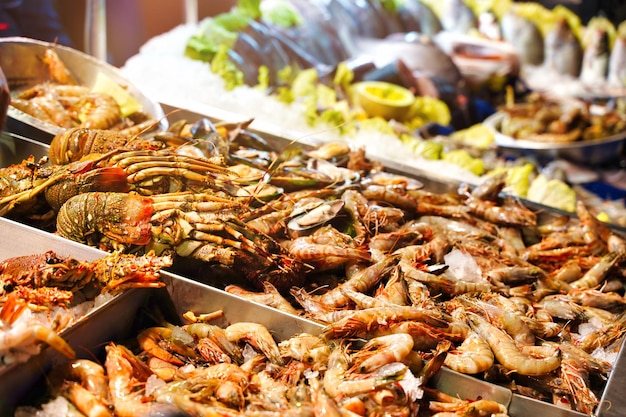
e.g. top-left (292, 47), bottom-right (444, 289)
top-left (224, 321), bottom-right (283, 365)
top-left (444, 331), bottom-right (494, 374)
top-left (0, 321), bottom-right (75, 364)
top-left (323, 344), bottom-right (405, 398)
top-left (352, 333), bottom-right (414, 372)
top-left (468, 314), bottom-right (560, 376)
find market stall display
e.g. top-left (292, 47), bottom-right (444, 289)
top-left (2, 99), bottom-right (626, 416)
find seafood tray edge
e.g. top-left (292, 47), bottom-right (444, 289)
top-left (157, 102), bottom-right (626, 417)
top-left (0, 216), bottom-right (150, 413)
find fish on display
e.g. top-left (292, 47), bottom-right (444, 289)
top-left (580, 26), bottom-right (610, 84)
top-left (440, 0), bottom-right (478, 34)
top-left (396, 0), bottom-right (443, 36)
top-left (331, 0), bottom-right (389, 39)
top-left (543, 18), bottom-right (583, 77)
top-left (500, 11), bottom-right (545, 66)
top-left (279, 0), bottom-right (353, 65)
top-left (608, 30), bottom-right (626, 87)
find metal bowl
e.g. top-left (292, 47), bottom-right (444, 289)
top-left (483, 111), bottom-right (626, 166)
top-left (0, 37), bottom-right (167, 143)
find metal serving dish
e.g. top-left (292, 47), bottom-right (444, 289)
top-left (0, 216), bottom-right (150, 414)
top-left (483, 111), bottom-right (626, 166)
top-left (0, 36), bottom-right (167, 143)
top-left (0, 219), bottom-right (602, 417)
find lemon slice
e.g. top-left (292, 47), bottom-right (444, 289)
top-left (91, 71), bottom-right (142, 117)
top-left (352, 81), bottom-right (415, 121)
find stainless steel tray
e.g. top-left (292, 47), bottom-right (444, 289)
top-left (484, 111), bottom-right (626, 166)
top-left (0, 214), bottom-right (323, 414)
top-left (0, 216), bottom-right (149, 413)
top-left (0, 37), bottom-right (168, 143)
top-left (156, 103), bottom-right (626, 417)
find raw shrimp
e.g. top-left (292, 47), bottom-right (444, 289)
top-left (137, 326), bottom-right (199, 366)
top-left (460, 295), bottom-right (536, 346)
top-left (224, 322), bottom-right (284, 365)
top-left (375, 266), bottom-right (410, 306)
top-left (368, 320), bottom-right (461, 352)
top-left (533, 295), bottom-right (584, 321)
top-left (402, 265), bottom-right (493, 297)
top-left (104, 343), bottom-right (174, 417)
top-left (50, 359), bottom-right (109, 400)
top-left (0, 321), bottom-right (75, 363)
top-left (309, 375), bottom-right (342, 417)
top-left (278, 333), bottom-right (330, 367)
top-left (185, 322), bottom-right (243, 363)
top-left (468, 314), bottom-right (560, 376)
top-left (465, 195), bottom-right (537, 227)
top-left (61, 382), bottom-right (113, 417)
top-left (317, 256), bottom-right (395, 308)
top-left (225, 282), bottom-right (298, 315)
top-left (429, 398), bottom-right (508, 416)
top-left (568, 288), bottom-right (626, 311)
top-left (321, 305), bottom-right (447, 340)
top-left (351, 333), bottom-right (414, 372)
top-left (75, 93), bottom-right (122, 130)
top-left (578, 310), bottom-right (626, 353)
top-left (570, 251), bottom-right (623, 289)
top-left (443, 331), bottom-right (494, 374)
top-left (284, 236), bottom-right (370, 270)
top-left (43, 48), bottom-right (77, 85)
top-left (323, 343), bottom-right (406, 398)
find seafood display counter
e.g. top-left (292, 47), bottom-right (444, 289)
top-left (1, 216), bottom-right (610, 417)
top-left (1, 101), bottom-right (626, 416)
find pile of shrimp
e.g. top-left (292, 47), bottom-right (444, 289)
top-left (220, 147), bottom-right (626, 415)
top-left (10, 48), bottom-right (156, 132)
top-left (17, 316), bottom-right (509, 417)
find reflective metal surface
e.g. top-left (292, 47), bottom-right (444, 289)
top-left (0, 217), bottom-right (148, 414)
top-left (484, 111), bottom-right (626, 165)
top-left (0, 37), bottom-right (167, 143)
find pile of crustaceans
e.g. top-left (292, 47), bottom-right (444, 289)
top-left (0, 54), bottom-right (625, 417)
top-left (2, 114), bottom-right (625, 417)
top-left (0, 250), bottom-right (172, 368)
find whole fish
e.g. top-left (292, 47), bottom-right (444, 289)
top-left (580, 27), bottom-right (610, 84)
top-left (440, 0), bottom-right (478, 34)
top-left (500, 11), bottom-right (544, 66)
top-left (544, 18), bottom-right (583, 77)
top-left (280, 0), bottom-right (353, 65)
top-left (331, 0), bottom-right (388, 39)
top-left (608, 34), bottom-right (626, 87)
top-left (396, 0), bottom-right (442, 36)
top-left (356, 35), bottom-right (463, 88)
